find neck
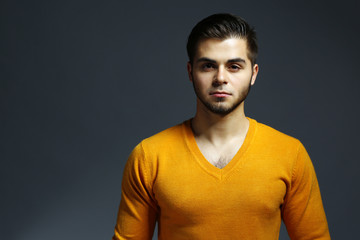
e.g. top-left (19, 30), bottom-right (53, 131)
top-left (191, 101), bottom-right (249, 144)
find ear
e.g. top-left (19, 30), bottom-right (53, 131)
top-left (250, 64), bottom-right (259, 86)
top-left (187, 62), bottom-right (193, 82)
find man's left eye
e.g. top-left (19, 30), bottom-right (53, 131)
top-left (228, 65), bottom-right (241, 71)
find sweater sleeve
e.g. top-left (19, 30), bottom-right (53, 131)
top-left (282, 142), bottom-right (330, 240)
top-left (112, 143), bottom-right (158, 240)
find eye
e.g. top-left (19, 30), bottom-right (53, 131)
top-left (228, 64), bottom-right (242, 72)
top-left (201, 63), bottom-right (216, 71)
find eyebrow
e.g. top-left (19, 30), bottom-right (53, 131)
top-left (228, 58), bottom-right (246, 63)
top-left (196, 57), bottom-right (246, 64)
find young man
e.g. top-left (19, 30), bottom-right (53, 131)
top-left (112, 14), bottom-right (330, 239)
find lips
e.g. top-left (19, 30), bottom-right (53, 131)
top-left (210, 91), bottom-right (231, 97)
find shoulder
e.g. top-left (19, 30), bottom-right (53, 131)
top-left (250, 118), bottom-right (303, 154)
top-left (127, 121), bottom-right (188, 178)
top-left (254, 119), bottom-right (300, 144)
top-left (249, 119), bottom-right (312, 178)
top-left (143, 121), bottom-right (185, 144)
top-left (134, 120), bottom-right (188, 154)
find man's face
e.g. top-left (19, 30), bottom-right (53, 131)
top-left (187, 38), bottom-right (258, 115)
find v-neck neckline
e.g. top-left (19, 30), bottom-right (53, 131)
top-left (182, 117), bottom-right (257, 181)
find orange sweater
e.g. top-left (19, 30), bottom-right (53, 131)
top-left (113, 118), bottom-right (330, 239)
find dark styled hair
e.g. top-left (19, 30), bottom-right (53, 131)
top-left (186, 13), bottom-right (258, 66)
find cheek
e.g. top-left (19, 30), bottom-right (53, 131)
top-left (193, 75), bottom-right (210, 88)
top-left (193, 81), bottom-right (206, 94)
top-left (233, 72), bottom-right (252, 84)
top-left (231, 79), bottom-right (252, 94)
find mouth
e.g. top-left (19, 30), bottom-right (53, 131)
top-left (209, 91), bottom-right (231, 97)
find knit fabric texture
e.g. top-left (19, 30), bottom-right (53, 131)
top-left (113, 118), bottom-right (330, 240)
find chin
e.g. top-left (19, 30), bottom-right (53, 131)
top-left (205, 101), bottom-right (242, 115)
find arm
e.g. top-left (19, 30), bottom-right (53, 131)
top-left (112, 143), bottom-right (158, 240)
top-left (282, 142), bottom-right (331, 240)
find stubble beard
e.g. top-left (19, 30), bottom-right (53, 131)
top-left (192, 76), bottom-right (252, 116)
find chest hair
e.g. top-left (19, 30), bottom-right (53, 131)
top-left (202, 145), bottom-right (241, 169)
top-left (212, 157), bottom-right (230, 169)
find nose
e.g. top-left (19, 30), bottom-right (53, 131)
top-left (213, 66), bottom-right (227, 86)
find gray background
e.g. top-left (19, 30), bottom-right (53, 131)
top-left (1, 0), bottom-right (359, 239)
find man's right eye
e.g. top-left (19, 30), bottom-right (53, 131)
top-left (201, 63), bottom-right (215, 71)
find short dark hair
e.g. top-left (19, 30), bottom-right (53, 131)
top-left (187, 13), bottom-right (258, 66)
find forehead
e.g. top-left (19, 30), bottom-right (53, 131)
top-left (195, 38), bottom-right (249, 62)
